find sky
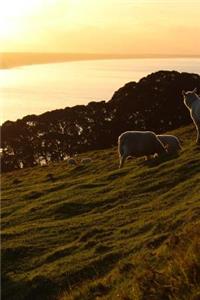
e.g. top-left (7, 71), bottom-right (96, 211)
top-left (0, 0), bottom-right (200, 55)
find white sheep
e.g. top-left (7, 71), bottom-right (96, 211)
top-left (182, 88), bottom-right (200, 144)
top-left (39, 157), bottom-right (48, 167)
top-left (118, 131), bottom-right (167, 168)
top-left (157, 134), bottom-right (182, 154)
top-left (81, 158), bottom-right (92, 164)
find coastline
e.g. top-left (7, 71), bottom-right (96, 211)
top-left (1, 52), bottom-right (200, 69)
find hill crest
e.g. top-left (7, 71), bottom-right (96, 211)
top-left (1, 70), bottom-right (200, 172)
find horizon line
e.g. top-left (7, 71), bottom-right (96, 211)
top-left (1, 51), bottom-right (200, 57)
top-left (1, 52), bottom-right (200, 70)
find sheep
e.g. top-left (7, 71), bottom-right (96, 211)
top-left (118, 131), bottom-right (167, 168)
top-left (157, 134), bottom-right (182, 155)
top-left (40, 159), bottom-right (48, 167)
top-left (81, 158), bottom-right (92, 164)
top-left (66, 157), bottom-right (78, 166)
top-left (182, 88), bottom-right (200, 144)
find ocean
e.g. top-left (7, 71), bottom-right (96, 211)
top-left (0, 58), bottom-right (199, 124)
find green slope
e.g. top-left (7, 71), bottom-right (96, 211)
top-left (1, 125), bottom-right (200, 300)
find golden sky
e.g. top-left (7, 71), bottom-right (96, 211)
top-left (1, 0), bottom-right (200, 55)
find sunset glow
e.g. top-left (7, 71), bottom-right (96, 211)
top-left (0, 0), bottom-right (42, 37)
top-left (0, 0), bottom-right (200, 55)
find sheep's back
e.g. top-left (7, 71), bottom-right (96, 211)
top-left (119, 131), bottom-right (160, 155)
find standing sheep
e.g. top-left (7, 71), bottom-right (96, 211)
top-left (118, 131), bottom-right (167, 168)
top-left (182, 88), bottom-right (200, 144)
top-left (157, 134), bottom-right (182, 155)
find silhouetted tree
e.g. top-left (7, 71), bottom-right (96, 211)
top-left (1, 71), bottom-right (200, 172)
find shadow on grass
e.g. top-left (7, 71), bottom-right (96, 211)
top-left (54, 195), bottom-right (123, 219)
top-left (24, 191), bottom-right (44, 200)
top-left (44, 245), bottom-right (77, 264)
top-left (142, 153), bottom-right (179, 168)
top-left (12, 178), bottom-right (22, 185)
top-left (79, 228), bottom-right (105, 242)
top-left (64, 251), bottom-right (122, 289)
top-left (1, 274), bottom-right (58, 300)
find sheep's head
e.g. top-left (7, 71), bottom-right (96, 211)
top-left (182, 88), bottom-right (198, 108)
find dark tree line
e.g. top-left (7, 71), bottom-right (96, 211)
top-left (1, 70), bottom-right (200, 172)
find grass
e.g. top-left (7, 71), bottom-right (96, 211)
top-left (1, 124), bottom-right (200, 300)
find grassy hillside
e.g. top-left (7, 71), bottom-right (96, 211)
top-left (1, 125), bottom-right (200, 300)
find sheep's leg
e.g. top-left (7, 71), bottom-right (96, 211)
top-left (118, 143), bottom-right (126, 168)
top-left (192, 116), bottom-right (200, 144)
top-left (119, 155), bottom-right (126, 169)
top-left (196, 123), bottom-right (200, 144)
top-left (193, 123), bottom-right (200, 144)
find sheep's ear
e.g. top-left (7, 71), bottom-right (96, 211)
top-left (182, 90), bottom-right (186, 96)
top-left (193, 87), bottom-right (197, 93)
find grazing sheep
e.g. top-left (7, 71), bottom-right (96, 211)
top-left (118, 131), bottom-right (167, 168)
top-left (182, 88), bottom-right (200, 144)
top-left (157, 134), bottom-right (182, 154)
top-left (81, 158), bottom-right (92, 164)
top-left (66, 157), bottom-right (78, 166)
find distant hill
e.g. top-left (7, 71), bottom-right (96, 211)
top-left (0, 52), bottom-right (128, 69)
top-left (1, 70), bottom-right (200, 172)
top-left (1, 52), bottom-right (200, 69)
top-left (1, 124), bottom-right (200, 300)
